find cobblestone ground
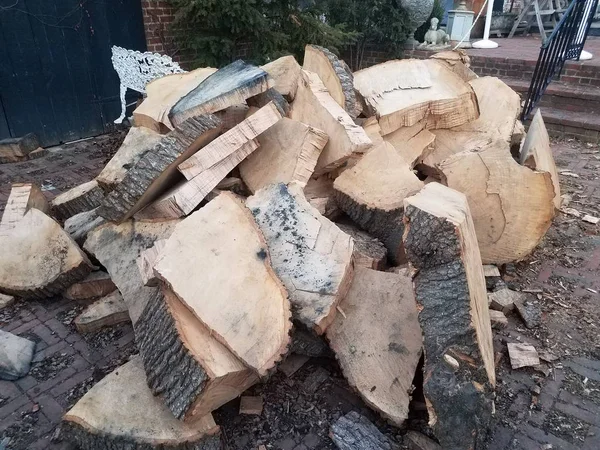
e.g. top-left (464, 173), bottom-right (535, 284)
top-left (0, 134), bottom-right (599, 450)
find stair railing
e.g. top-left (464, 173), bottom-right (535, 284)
top-left (522, 0), bottom-right (599, 120)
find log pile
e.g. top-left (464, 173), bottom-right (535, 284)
top-left (0, 47), bottom-right (561, 450)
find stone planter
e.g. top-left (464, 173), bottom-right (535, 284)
top-left (490, 12), bottom-right (518, 36)
top-left (400, 0), bottom-right (435, 48)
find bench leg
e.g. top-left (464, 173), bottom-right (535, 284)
top-left (114, 84), bottom-right (127, 124)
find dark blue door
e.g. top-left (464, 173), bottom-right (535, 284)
top-left (0, 0), bottom-right (146, 146)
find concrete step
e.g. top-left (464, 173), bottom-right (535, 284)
top-left (531, 107), bottom-right (600, 143)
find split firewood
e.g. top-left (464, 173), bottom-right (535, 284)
top-left (261, 55), bottom-right (302, 100)
top-left (51, 180), bottom-right (104, 221)
top-left (179, 103), bottom-right (282, 180)
top-left (153, 193), bottom-right (291, 375)
top-left (482, 265), bottom-right (500, 277)
top-left (330, 411), bottom-right (397, 450)
top-left (133, 68), bottom-right (217, 133)
top-left (304, 176), bottom-right (342, 220)
top-left (239, 118), bottom-right (328, 193)
top-left (215, 103), bottom-right (250, 131)
top-left (0, 133), bottom-right (42, 163)
top-left (169, 60), bottom-right (272, 127)
top-left (247, 88), bottom-right (290, 117)
top-left (403, 182), bottom-right (495, 450)
top-left (385, 126), bottom-right (436, 169)
top-left (520, 109), bottom-right (561, 209)
top-left (247, 183), bottom-right (354, 334)
top-left (290, 70), bottom-right (371, 176)
top-left (63, 208), bottom-right (107, 245)
top-left (98, 115), bottom-right (222, 223)
top-left (0, 183), bottom-right (49, 237)
top-left (437, 142), bottom-right (555, 264)
top-left (74, 291), bottom-right (130, 333)
top-left (61, 356), bottom-right (221, 450)
top-left (239, 396), bottom-right (263, 415)
top-left (136, 239), bottom-right (167, 286)
top-left (216, 177), bottom-right (248, 196)
top-left (360, 116), bottom-right (384, 148)
top-left (327, 268), bottom-right (422, 426)
top-left (0, 209), bottom-right (92, 299)
top-left (489, 310), bottom-right (508, 330)
top-left (430, 50), bottom-right (478, 82)
top-left (96, 127), bottom-right (163, 192)
top-left (303, 45), bottom-right (357, 117)
top-left (334, 142), bottom-right (424, 265)
top-left (353, 59), bottom-right (479, 135)
top-left (64, 271), bottom-right (116, 301)
top-left (488, 288), bottom-right (523, 313)
top-left (337, 223), bottom-right (387, 270)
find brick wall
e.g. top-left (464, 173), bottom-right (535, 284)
top-left (141, 1), bottom-right (177, 55)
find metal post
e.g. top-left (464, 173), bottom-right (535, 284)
top-left (473, 0), bottom-right (499, 48)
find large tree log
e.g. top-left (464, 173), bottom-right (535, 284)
top-left (169, 60), bottom-right (272, 127)
top-left (403, 182), bottom-right (495, 450)
top-left (98, 115), bottom-right (222, 223)
top-left (133, 68), bottom-right (217, 133)
top-left (353, 59), bottom-right (479, 135)
top-left (330, 411), bottom-right (397, 450)
top-left (333, 142), bottom-right (424, 265)
top-left (61, 356), bottom-right (221, 450)
top-left (303, 45), bottom-right (356, 117)
top-left (51, 180), bottom-right (105, 221)
top-left (153, 193), bottom-right (292, 376)
top-left (246, 182), bottom-right (354, 334)
top-left (327, 268), bottom-right (422, 426)
top-left (290, 70), bottom-right (371, 176)
top-left (0, 209), bottom-right (92, 299)
top-left (437, 142), bottom-right (555, 264)
top-left (0, 183), bottom-right (48, 237)
top-left (96, 127), bottom-right (163, 192)
top-left (261, 55), bottom-right (302, 100)
top-left (239, 117), bottom-right (328, 193)
top-left (63, 208), bottom-right (107, 245)
top-left (520, 109), bottom-right (561, 209)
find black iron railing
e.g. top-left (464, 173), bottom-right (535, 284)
top-left (522, 0), bottom-right (599, 120)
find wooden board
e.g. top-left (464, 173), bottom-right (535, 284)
top-left (290, 70), bottom-right (372, 176)
top-left (96, 127), bottom-right (163, 192)
top-left (303, 45), bottom-right (356, 117)
top-left (62, 356), bottom-right (221, 450)
top-left (169, 60), bottom-right (272, 127)
top-left (327, 268), bottom-right (422, 426)
top-left (337, 223), bottom-right (387, 270)
top-left (403, 182), bottom-right (495, 450)
top-left (239, 117), bottom-right (328, 193)
top-left (64, 271), bottom-right (116, 301)
top-left (261, 55), bottom-right (302, 100)
top-left (179, 103), bottom-right (282, 180)
top-left (74, 291), bottom-right (130, 333)
top-left (246, 182), bottom-right (354, 334)
top-left (0, 183), bottom-right (48, 237)
top-left (437, 142), bottom-right (555, 264)
top-left (0, 209), bottom-right (92, 299)
top-left (51, 180), bottom-right (104, 221)
top-left (154, 193), bottom-right (291, 376)
top-left (98, 115), bottom-right (222, 223)
top-left (520, 109), bottom-right (561, 209)
top-left (354, 59), bottom-right (479, 135)
top-left (63, 208), bottom-right (107, 245)
top-left (136, 239), bottom-right (167, 286)
top-left (333, 142), bottom-right (424, 265)
top-left (133, 68), bottom-right (217, 133)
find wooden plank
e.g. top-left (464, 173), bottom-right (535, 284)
top-left (246, 183), bottom-right (354, 334)
top-left (261, 55), bottom-right (302, 100)
top-left (0, 183), bottom-right (49, 237)
top-left (169, 60), bottom-right (272, 127)
top-left (327, 268), bottom-right (422, 426)
top-left (290, 70), bottom-right (372, 176)
top-left (51, 180), bottom-right (105, 221)
top-left (403, 182), bottom-right (495, 450)
top-left (154, 193), bottom-right (292, 376)
top-left (74, 291), bottom-right (130, 333)
top-left (239, 117), bottom-right (328, 193)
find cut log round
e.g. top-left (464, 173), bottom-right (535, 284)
top-left (290, 70), bottom-right (372, 176)
top-left (96, 127), bottom-right (163, 193)
top-left (0, 209), bottom-right (92, 299)
top-left (133, 68), bottom-right (217, 133)
top-left (303, 45), bottom-right (356, 117)
top-left (0, 183), bottom-right (49, 237)
top-left (330, 411), bottom-right (396, 450)
top-left (403, 182), bottom-right (495, 450)
top-left (333, 142), bottom-right (424, 265)
top-left (246, 183), bottom-right (354, 334)
top-left (64, 271), bottom-right (116, 301)
top-left (74, 291), bottom-right (130, 333)
top-left (51, 180), bottom-right (105, 221)
top-left (61, 356), bottom-right (221, 450)
top-left (239, 117), bottom-right (328, 193)
top-left (261, 55), bottom-right (302, 100)
top-left (353, 59), bottom-right (479, 135)
top-left (154, 193), bottom-right (291, 376)
top-left (169, 60), bottom-right (272, 128)
top-left (327, 268), bottom-right (423, 426)
top-left (98, 115), bottom-right (222, 223)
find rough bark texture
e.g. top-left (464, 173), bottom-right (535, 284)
top-left (337, 223), bottom-right (388, 270)
top-left (247, 88), bottom-right (290, 117)
top-left (51, 180), bottom-right (105, 221)
top-left (330, 411), bottom-right (396, 450)
top-left (98, 115), bottom-right (222, 223)
top-left (63, 208), bottom-right (107, 245)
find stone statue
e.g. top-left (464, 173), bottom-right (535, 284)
top-left (400, 0), bottom-right (435, 49)
top-left (420, 17), bottom-right (451, 49)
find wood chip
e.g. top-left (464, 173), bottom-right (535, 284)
top-left (508, 343), bottom-right (540, 369)
top-left (582, 214), bottom-right (600, 225)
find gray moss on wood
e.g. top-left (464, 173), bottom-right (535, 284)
top-left (330, 411), bottom-right (396, 450)
top-left (134, 288), bottom-right (209, 420)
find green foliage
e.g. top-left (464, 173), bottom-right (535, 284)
top-left (415, 0), bottom-right (445, 43)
